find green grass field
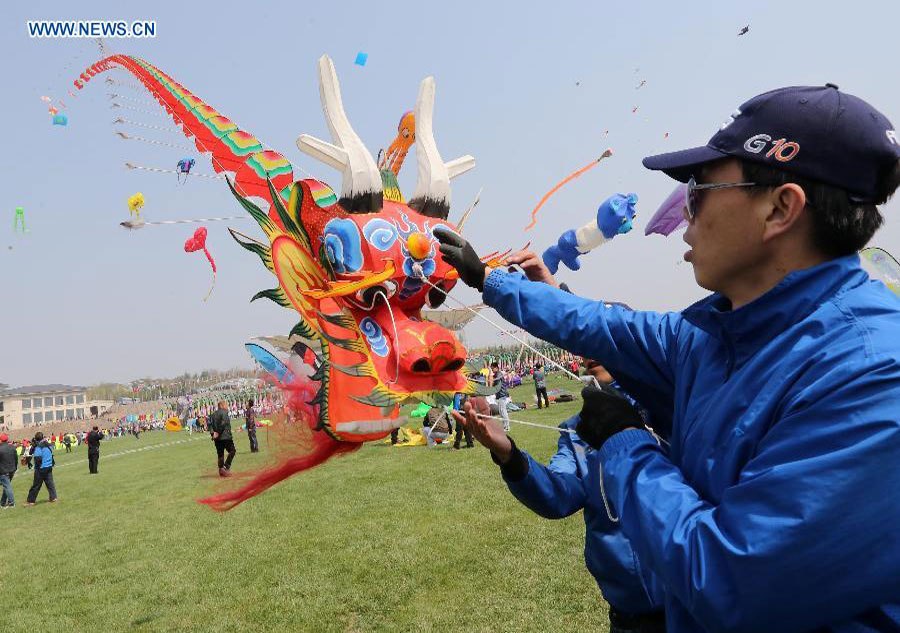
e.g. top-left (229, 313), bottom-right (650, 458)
top-left (2, 377), bottom-right (610, 632)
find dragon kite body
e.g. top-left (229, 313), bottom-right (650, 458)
top-left (75, 54), bottom-right (489, 508)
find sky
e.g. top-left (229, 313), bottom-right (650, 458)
top-left (1, 0), bottom-right (898, 386)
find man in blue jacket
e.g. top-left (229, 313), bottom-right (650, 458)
top-left (25, 432), bottom-right (58, 505)
top-left (438, 84), bottom-right (900, 632)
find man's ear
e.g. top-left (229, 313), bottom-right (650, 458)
top-left (762, 183), bottom-right (808, 242)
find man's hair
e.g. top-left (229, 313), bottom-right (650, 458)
top-left (741, 159), bottom-right (900, 257)
top-left (247, 399), bottom-right (254, 407)
top-left (35, 432), bottom-right (43, 441)
top-left (490, 361), bottom-right (498, 368)
top-left (93, 426), bottom-right (98, 431)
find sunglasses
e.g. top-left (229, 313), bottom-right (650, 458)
top-left (684, 176), bottom-right (757, 222)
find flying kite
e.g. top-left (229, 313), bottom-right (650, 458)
top-left (52, 114), bottom-right (68, 126)
top-left (378, 111), bottom-right (415, 175)
top-left (176, 157), bottom-right (195, 183)
top-left (645, 183), bottom-right (688, 237)
top-left (421, 304), bottom-right (487, 331)
top-left (184, 226), bottom-right (216, 301)
top-left (355, 52), bottom-right (368, 66)
top-left (636, 80), bottom-right (647, 90)
top-left (525, 150), bottom-right (614, 231)
top-left (127, 192), bottom-right (144, 221)
top-left (245, 343), bottom-right (296, 385)
top-left (738, 25), bottom-right (750, 36)
top-left (456, 187), bottom-right (483, 232)
top-left (632, 106), bottom-right (639, 114)
top-left (13, 207), bottom-right (26, 233)
top-left (72, 53), bottom-right (494, 511)
top-left (542, 193), bottom-right (638, 273)
top-left (860, 247), bottom-right (900, 297)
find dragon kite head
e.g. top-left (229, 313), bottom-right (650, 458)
top-left (230, 55), bottom-right (489, 444)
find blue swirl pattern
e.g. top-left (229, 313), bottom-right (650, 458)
top-left (322, 218), bottom-right (364, 273)
top-left (359, 317), bottom-right (390, 357)
top-left (362, 218), bottom-right (399, 251)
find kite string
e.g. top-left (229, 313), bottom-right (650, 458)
top-left (410, 263), bottom-right (585, 384)
top-left (112, 102), bottom-right (169, 119)
top-left (472, 412), bottom-right (575, 434)
top-left (373, 290), bottom-right (401, 385)
top-left (125, 163), bottom-right (225, 179)
top-left (116, 131), bottom-right (193, 151)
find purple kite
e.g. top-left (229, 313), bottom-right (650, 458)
top-left (645, 183), bottom-right (688, 237)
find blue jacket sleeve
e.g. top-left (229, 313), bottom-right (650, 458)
top-left (483, 269), bottom-right (680, 414)
top-left (597, 362), bottom-right (900, 633)
top-left (504, 426), bottom-right (587, 519)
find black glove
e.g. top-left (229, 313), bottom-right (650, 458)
top-left (433, 228), bottom-right (488, 292)
top-left (575, 384), bottom-right (645, 450)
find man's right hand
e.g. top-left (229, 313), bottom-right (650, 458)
top-left (450, 399), bottom-right (513, 462)
top-left (504, 249), bottom-right (559, 287)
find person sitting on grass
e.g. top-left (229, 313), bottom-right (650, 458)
top-left (422, 405), bottom-right (453, 447)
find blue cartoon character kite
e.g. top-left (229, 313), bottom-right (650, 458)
top-left (542, 193), bottom-right (637, 274)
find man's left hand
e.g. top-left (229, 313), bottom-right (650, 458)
top-left (433, 228), bottom-right (489, 292)
top-left (575, 384), bottom-right (645, 450)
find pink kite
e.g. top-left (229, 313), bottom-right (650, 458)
top-left (645, 183), bottom-right (688, 237)
top-left (184, 226), bottom-right (217, 300)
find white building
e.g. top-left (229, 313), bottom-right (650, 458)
top-left (0, 384), bottom-right (111, 431)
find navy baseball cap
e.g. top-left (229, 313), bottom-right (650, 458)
top-left (643, 84), bottom-right (900, 202)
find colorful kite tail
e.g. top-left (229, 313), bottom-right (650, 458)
top-left (197, 426), bottom-right (360, 512)
top-left (524, 149), bottom-right (613, 231)
top-left (202, 272), bottom-right (216, 303)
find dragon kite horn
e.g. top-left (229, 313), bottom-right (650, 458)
top-left (408, 76), bottom-right (476, 220)
top-left (296, 55), bottom-right (384, 214)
